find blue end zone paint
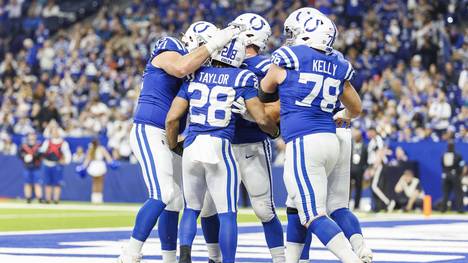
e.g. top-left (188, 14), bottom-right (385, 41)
top-left (0, 218), bottom-right (467, 262)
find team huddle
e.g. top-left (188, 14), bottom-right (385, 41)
top-left (117, 7), bottom-right (372, 263)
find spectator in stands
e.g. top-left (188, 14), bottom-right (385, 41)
top-left (5, 0), bottom-right (23, 34)
top-left (72, 146), bottom-right (85, 163)
top-left (37, 101), bottom-right (61, 131)
top-left (441, 141), bottom-right (466, 213)
top-left (394, 170), bottom-right (424, 212)
top-left (19, 132), bottom-right (43, 203)
top-left (14, 117), bottom-right (35, 135)
top-left (83, 139), bottom-right (113, 204)
top-left (0, 133), bottom-right (17, 155)
top-left (351, 128), bottom-right (367, 210)
top-left (39, 127), bottom-right (71, 204)
top-left (429, 91), bottom-right (452, 138)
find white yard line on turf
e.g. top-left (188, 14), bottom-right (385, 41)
top-left (0, 222), bottom-right (265, 236)
top-left (0, 212), bottom-right (133, 219)
top-left (1, 202), bottom-right (467, 221)
top-left (0, 202), bottom-right (258, 215)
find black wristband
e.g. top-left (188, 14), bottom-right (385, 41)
top-left (286, 207), bottom-right (299, 214)
top-left (171, 140), bottom-right (184, 156)
top-left (269, 127), bottom-right (281, 139)
top-left (258, 88), bottom-right (279, 103)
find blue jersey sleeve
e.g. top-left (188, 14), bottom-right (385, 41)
top-left (271, 46), bottom-right (299, 70)
top-left (152, 37), bottom-right (187, 57)
top-left (176, 83), bottom-right (189, 100)
top-left (233, 69), bottom-right (259, 100)
top-left (344, 61), bottom-right (355, 81)
top-left (242, 56), bottom-right (271, 79)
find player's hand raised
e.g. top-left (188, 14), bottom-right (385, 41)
top-left (205, 24), bottom-right (246, 54)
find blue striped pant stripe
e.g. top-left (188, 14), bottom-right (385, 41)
top-left (262, 140), bottom-right (275, 213)
top-left (135, 124), bottom-right (153, 198)
top-left (293, 139), bottom-right (309, 223)
top-left (140, 124), bottom-right (162, 200)
top-left (299, 137), bottom-right (317, 216)
top-left (221, 139), bottom-right (232, 212)
top-left (227, 142), bottom-right (238, 212)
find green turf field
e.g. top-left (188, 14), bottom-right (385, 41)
top-left (0, 200), bottom-right (287, 231)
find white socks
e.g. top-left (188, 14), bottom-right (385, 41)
top-left (91, 192), bottom-right (103, 204)
top-left (285, 242), bottom-right (304, 263)
top-left (127, 237), bottom-right (144, 255)
top-left (325, 233), bottom-right (361, 263)
top-left (349, 233), bottom-right (364, 252)
top-left (161, 250), bottom-right (176, 263)
top-left (206, 243), bottom-right (222, 262)
top-left (270, 246), bottom-right (286, 263)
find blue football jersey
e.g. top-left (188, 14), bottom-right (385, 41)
top-left (232, 55), bottom-right (271, 144)
top-left (271, 45), bottom-right (355, 142)
top-left (177, 67), bottom-right (259, 147)
top-left (133, 37), bottom-right (188, 129)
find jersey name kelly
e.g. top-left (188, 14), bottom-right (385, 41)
top-left (312, 59), bottom-right (337, 76)
top-left (198, 72), bottom-right (230, 85)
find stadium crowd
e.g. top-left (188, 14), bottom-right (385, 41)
top-left (0, 0), bottom-right (466, 157)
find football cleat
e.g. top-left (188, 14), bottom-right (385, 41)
top-left (355, 244), bottom-right (373, 263)
top-left (116, 249), bottom-right (143, 263)
top-left (179, 245), bottom-right (192, 263)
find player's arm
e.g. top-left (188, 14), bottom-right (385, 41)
top-left (154, 26), bottom-right (244, 78)
top-left (264, 101), bottom-right (280, 123)
top-left (165, 97), bottom-right (189, 150)
top-left (337, 80), bottom-right (362, 119)
top-left (153, 48), bottom-right (209, 78)
top-left (259, 64), bottom-right (286, 103)
top-left (245, 97), bottom-right (280, 137)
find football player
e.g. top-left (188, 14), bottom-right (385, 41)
top-left (117, 23), bottom-right (243, 263)
top-left (283, 8), bottom-right (373, 263)
top-left (166, 37), bottom-right (280, 263)
top-left (259, 9), bottom-right (363, 263)
top-left (198, 13), bottom-right (286, 263)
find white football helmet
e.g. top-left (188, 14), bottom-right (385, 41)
top-left (211, 37), bottom-right (246, 68)
top-left (230, 13), bottom-right (271, 51)
top-left (182, 21), bottom-right (218, 52)
top-left (284, 8), bottom-right (337, 53)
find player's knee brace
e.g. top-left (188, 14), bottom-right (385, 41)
top-left (251, 195), bottom-right (275, 222)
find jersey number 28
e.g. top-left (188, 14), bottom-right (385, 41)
top-left (295, 72), bottom-right (341, 112)
top-left (188, 82), bottom-right (235, 127)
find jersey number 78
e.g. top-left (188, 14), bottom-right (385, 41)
top-left (295, 72), bottom-right (341, 113)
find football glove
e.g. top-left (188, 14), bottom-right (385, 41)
top-left (232, 97), bottom-right (255, 122)
top-left (205, 24), bottom-right (246, 54)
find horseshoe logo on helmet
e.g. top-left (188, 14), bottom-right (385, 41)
top-left (250, 16), bottom-right (265, 30)
top-left (295, 11), bottom-right (303, 22)
top-left (193, 22), bottom-right (210, 33)
top-left (304, 17), bottom-right (323, 32)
